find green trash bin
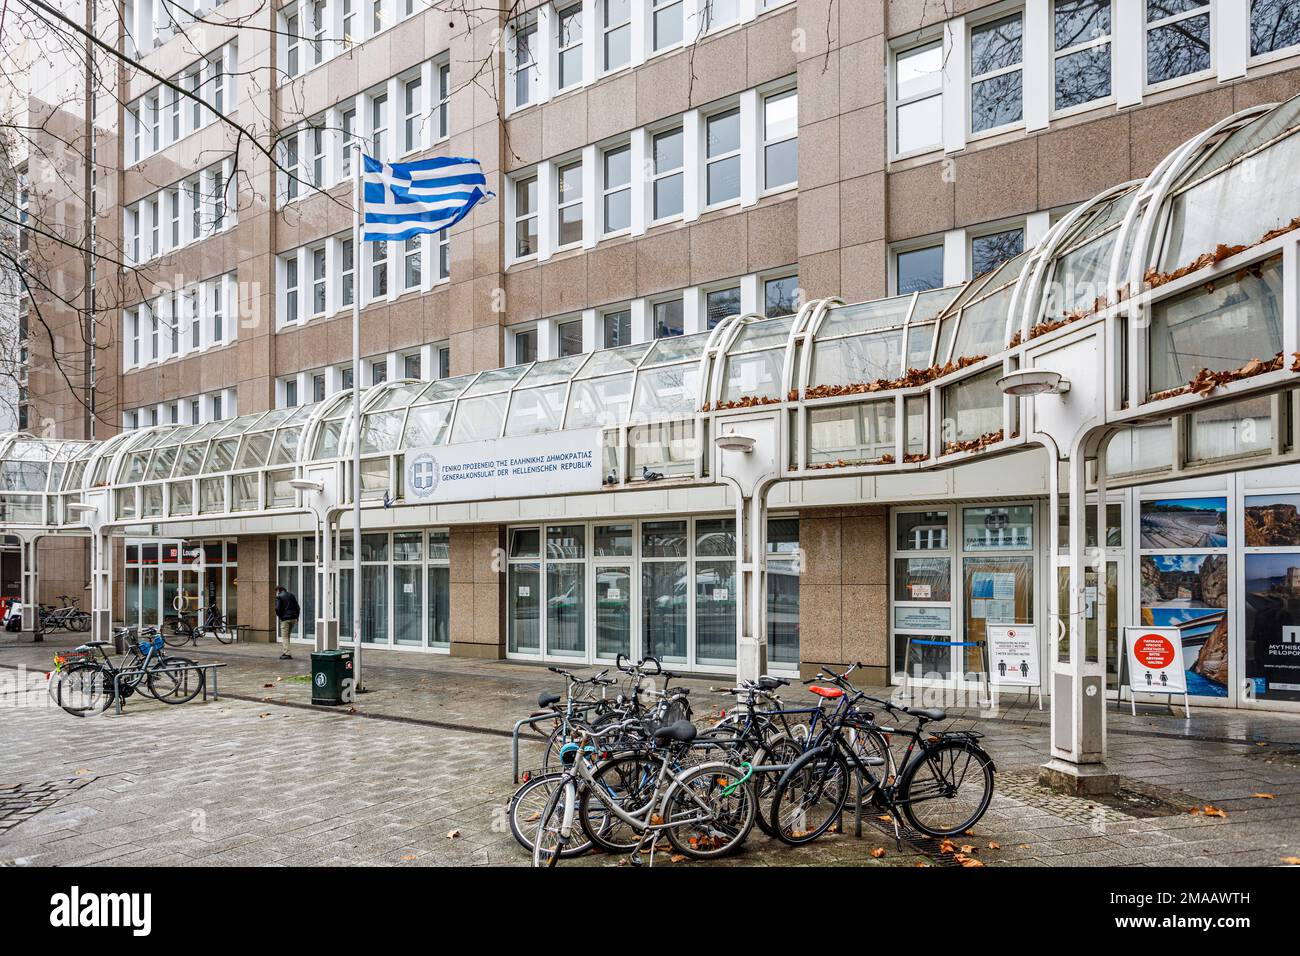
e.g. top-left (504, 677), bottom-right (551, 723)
top-left (311, 649), bottom-right (353, 705)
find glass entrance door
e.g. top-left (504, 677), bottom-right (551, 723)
top-left (594, 567), bottom-right (631, 661)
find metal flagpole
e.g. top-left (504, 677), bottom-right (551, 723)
top-left (351, 144), bottom-right (365, 693)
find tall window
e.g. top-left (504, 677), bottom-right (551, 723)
top-left (705, 0), bottom-right (740, 32)
top-left (763, 89), bottom-right (797, 190)
top-left (370, 0), bottom-right (384, 34)
top-left (341, 237), bottom-right (355, 306)
top-left (313, 373), bottom-right (327, 402)
top-left (896, 244), bottom-right (944, 294)
top-left (312, 247), bottom-right (327, 314)
top-left (370, 93), bottom-right (389, 159)
top-left (403, 236), bottom-right (422, 289)
top-left (603, 309), bottom-right (631, 348)
top-left (705, 286), bottom-right (740, 330)
top-left (1146, 1), bottom-right (1210, 85)
top-left (652, 0), bottom-right (683, 51)
top-left (370, 241), bottom-right (388, 299)
top-left (971, 227), bottom-right (1024, 278)
top-left (404, 352), bottom-right (421, 378)
top-left (436, 61), bottom-right (451, 139)
top-left (1252, 0), bottom-right (1300, 57)
top-left (514, 174), bottom-right (538, 258)
top-left (602, 144), bottom-right (631, 234)
top-left (438, 346), bottom-right (450, 378)
top-left (515, 328), bottom-right (538, 364)
top-left (311, 0), bottom-right (326, 64)
top-left (436, 227), bottom-right (451, 281)
top-left (557, 4), bottom-right (584, 90)
top-left (343, 0), bottom-right (355, 46)
top-left (341, 108), bottom-right (356, 177)
top-left (969, 13), bottom-right (1023, 134)
top-left (284, 255), bottom-right (299, 324)
top-left (285, 11), bottom-right (300, 77)
top-left (557, 160), bottom-right (583, 247)
top-left (403, 76), bottom-right (423, 153)
top-left (1053, 0), bottom-right (1111, 111)
top-left (558, 318), bottom-right (584, 356)
top-left (514, 18), bottom-right (539, 107)
top-left (893, 42), bottom-right (943, 155)
top-left (654, 299), bottom-right (683, 338)
top-left (705, 108), bottom-right (741, 206)
top-left (210, 279), bottom-right (225, 343)
top-left (652, 127), bottom-right (684, 221)
top-left (603, 0), bottom-right (631, 71)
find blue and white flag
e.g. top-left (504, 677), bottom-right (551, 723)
top-left (361, 154), bottom-right (493, 242)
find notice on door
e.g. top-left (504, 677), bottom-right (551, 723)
top-left (987, 623), bottom-right (1039, 686)
top-left (1123, 626), bottom-right (1187, 694)
top-left (405, 429), bottom-right (604, 504)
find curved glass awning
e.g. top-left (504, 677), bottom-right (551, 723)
top-left (9, 92), bottom-right (1300, 530)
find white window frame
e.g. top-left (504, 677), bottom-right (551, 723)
top-left (1143, 0), bottom-right (1214, 93)
top-left (651, 0), bottom-right (685, 55)
top-left (761, 86), bottom-right (797, 194)
top-left (510, 15), bottom-right (541, 111)
top-left (435, 59), bottom-right (451, 141)
top-left (1050, 0), bottom-right (1114, 119)
top-left (600, 142), bottom-right (632, 236)
top-left (703, 104), bottom-right (742, 210)
top-left (511, 171), bottom-right (540, 263)
top-left (650, 123), bottom-right (685, 225)
top-left (890, 39), bottom-right (944, 159)
top-left (601, 0), bottom-right (632, 74)
top-left (402, 74), bottom-right (424, 155)
top-left (555, 2), bottom-right (585, 93)
top-left (555, 157), bottom-right (585, 249)
top-left (968, 10), bottom-right (1025, 139)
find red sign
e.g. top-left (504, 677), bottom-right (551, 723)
top-left (1133, 633), bottom-right (1176, 670)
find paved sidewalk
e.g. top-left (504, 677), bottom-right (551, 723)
top-left (2, 631), bottom-right (1299, 867)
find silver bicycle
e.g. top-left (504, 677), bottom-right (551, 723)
top-left (532, 718), bottom-right (757, 867)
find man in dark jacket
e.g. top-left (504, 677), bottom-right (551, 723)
top-left (275, 585), bottom-right (301, 660)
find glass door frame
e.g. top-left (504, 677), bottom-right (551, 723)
top-left (1055, 493), bottom-right (1127, 699)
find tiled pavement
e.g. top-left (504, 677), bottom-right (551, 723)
top-left (2, 631), bottom-right (1299, 867)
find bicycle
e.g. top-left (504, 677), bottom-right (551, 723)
top-left (532, 718), bottom-right (757, 867)
top-left (48, 627), bottom-right (207, 716)
top-left (161, 604), bottom-right (234, 647)
top-left (36, 595), bottom-right (90, 634)
top-left (769, 664), bottom-right (995, 846)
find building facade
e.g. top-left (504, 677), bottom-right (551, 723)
top-left (13, 0), bottom-right (1300, 711)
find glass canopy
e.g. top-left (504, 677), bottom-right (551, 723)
top-left (5, 92), bottom-right (1300, 529)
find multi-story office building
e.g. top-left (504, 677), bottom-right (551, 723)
top-left (11, 1), bottom-right (1300, 712)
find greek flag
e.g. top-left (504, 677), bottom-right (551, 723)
top-left (360, 154), bottom-right (493, 242)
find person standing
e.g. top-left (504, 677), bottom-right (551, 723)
top-left (275, 585), bottom-right (300, 660)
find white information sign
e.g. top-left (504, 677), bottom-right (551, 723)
top-left (405, 429), bottom-right (604, 504)
top-left (987, 623), bottom-right (1039, 686)
top-left (1123, 626), bottom-right (1187, 695)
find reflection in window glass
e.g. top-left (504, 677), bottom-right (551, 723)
top-left (897, 245), bottom-right (944, 295)
top-left (705, 287), bottom-right (741, 330)
top-left (1251, 0), bottom-right (1300, 57)
top-left (971, 228), bottom-right (1024, 277)
top-left (970, 13), bottom-right (1024, 133)
top-left (654, 299), bottom-right (684, 338)
top-left (963, 505), bottom-right (1034, 551)
top-left (897, 511), bottom-right (949, 550)
top-left (941, 368), bottom-right (1004, 445)
top-left (894, 42), bottom-right (943, 154)
top-left (1053, 0), bottom-right (1111, 110)
top-left (764, 275), bottom-right (799, 317)
top-left (705, 108), bottom-right (741, 205)
top-left (1146, 1), bottom-right (1210, 85)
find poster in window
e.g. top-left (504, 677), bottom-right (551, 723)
top-left (1139, 553), bottom-right (1228, 697)
top-left (963, 505), bottom-right (1032, 551)
top-left (1139, 496), bottom-right (1227, 549)
top-left (1244, 494), bottom-right (1300, 547)
top-left (1244, 552), bottom-right (1300, 702)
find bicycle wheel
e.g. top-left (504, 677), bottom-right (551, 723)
top-left (751, 733), bottom-right (802, 837)
top-left (845, 726), bottom-right (892, 804)
top-left (48, 662), bottom-right (113, 717)
top-left (508, 772), bottom-right (593, 858)
top-left (663, 761), bottom-right (756, 860)
top-left (532, 777), bottom-right (576, 867)
top-left (578, 754), bottom-right (660, 854)
top-left (69, 612), bottom-right (91, 633)
top-left (147, 657), bottom-right (205, 704)
top-left (770, 747), bottom-right (851, 846)
top-left (897, 739), bottom-right (995, 838)
top-left (160, 620), bottom-right (190, 647)
top-left (210, 626), bottom-right (236, 645)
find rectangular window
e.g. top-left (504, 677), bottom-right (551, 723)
top-left (404, 352), bottom-right (421, 378)
top-left (438, 346), bottom-right (450, 378)
top-left (603, 0), bottom-right (631, 72)
top-left (210, 279), bottom-right (225, 343)
top-left (286, 12), bottom-right (300, 77)
top-left (284, 133), bottom-right (300, 201)
top-left (341, 108), bottom-right (356, 178)
top-left (557, 4), bottom-right (584, 90)
top-left (652, 0), bottom-right (683, 51)
top-left (603, 309), bottom-right (631, 348)
top-left (970, 13), bottom-right (1024, 134)
top-left (436, 228), bottom-right (450, 281)
top-left (1252, 0), bottom-right (1300, 57)
top-left (370, 93), bottom-right (389, 159)
top-left (284, 255), bottom-right (299, 324)
top-left (514, 175), bottom-right (538, 258)
top-left (371, 360), bottom-right (387, 385)
top-left (514, 19), bottom-right (539, 107)
top-left (558, 319), bottom-right (583, 356)
top-left (705, 287), bottom-right (740, 330)
top-left (312, 246), bottom-right (327, 314)
top-left (894, 42), bottom-right (943, 154)
top-left (602, 144), bottom-right (631, 234)
top-left (343, 0), bottom-right (355, 46)
top-left (654, 299), bottom-right (683, 338)
top-left (341, 237), bottom-right (355, 306)
top-left (436, 61), bottom-right (451, 139)
top-left (370, 0), bottom-right (384, 34)
top-left (970, 227), bottom-right (1024, 278)
top-left (764, 275), bottom-right (799, 317)
top-left (515, 328), bottom-right (537, 364)
top-left (557, 160), bottom-right (583, 247)
top-left (370, 241), bottom-right (388, 299)
top-left (705, 108), bottom-right (741, 206)
top-left (763, 89), bottom-right (797, 190)
top-left (652, 127), bottom-right (684, 220)
top-left (404, 236), bottom-right (421, 289)
top-left (313, 373), bottom-right (326, 402)
top-left (1146, 0), bottom-right (1210, 85)
top-left (311, 0), bottom-right (326, 64)
top-left (285, 378), bottom-right (299, 407)
top-left (1053, 0), bottom-right (1111, 111)
top-left (705, 0), bottom-right (740, 31)
top-left (403, 76), bottom-right (423, 153)
top-left (897, 244), bottom-right (944, 294)
top-left (310, 126), bottom-right (325, 187)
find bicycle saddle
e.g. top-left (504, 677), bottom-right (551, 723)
top-left (652, 720), bottom-right (697, 744)
top-left (808, 685), bottom-right (844, 699)
top-left (537, 691), bottom-right (561, 708)
top-left (82, 640), bottom-right (112, 647)
top-left (910, 708), bottom-right (946, 722)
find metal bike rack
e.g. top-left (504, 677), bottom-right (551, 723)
top-left (110, 661), bottom-right (227, 715)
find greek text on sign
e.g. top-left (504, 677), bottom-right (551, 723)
top-left (405, 429), bottom-right (604, 503)
top-left (987, 623), bottom-right (1039, 686)
top-left (1123, 626), bottom-right (1187, 695)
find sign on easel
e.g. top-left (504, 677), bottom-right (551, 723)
top-left (986, 623), bottom-right (1042, 709)
top-left (1121, 626), bottom-right (1190, 716)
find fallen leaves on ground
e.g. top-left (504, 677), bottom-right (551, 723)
top-left (1281, 857), bottom-right (1300, 865)
top-left (401, 854), bottom-right (417, 861)
top-left (988, 842), bottom-right (1000, 850)
top-left (669, 854), bottom-right (688, 864)
top-left (1253, 793), bottom-right (1276, 800)
top-left (446, 829), bottom-right (460, 839)
top-left (258, 712), bottom-right (270, 718)
top-left (869, 847), bottom-right (886, 859)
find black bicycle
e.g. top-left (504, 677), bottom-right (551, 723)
top-left (161, 604), bottom-right (233, 647)
top-left (49, 627), bottom-right (206, 716)
top-left (769, 663), bottom-right (996, 844)
top-left (36, 595), bottom-right (90, 634)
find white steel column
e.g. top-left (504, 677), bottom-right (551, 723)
top-left (19, 532), bottom-right (40, 636)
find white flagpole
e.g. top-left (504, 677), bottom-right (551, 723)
top-left (351, 144), bottom-right (365, 692)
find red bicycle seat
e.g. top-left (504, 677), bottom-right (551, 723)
top-left (808, 685), bottom-right (843, 699)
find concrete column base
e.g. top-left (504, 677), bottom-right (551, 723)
top-left (1038, 758), bottom-right (1119, 796)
